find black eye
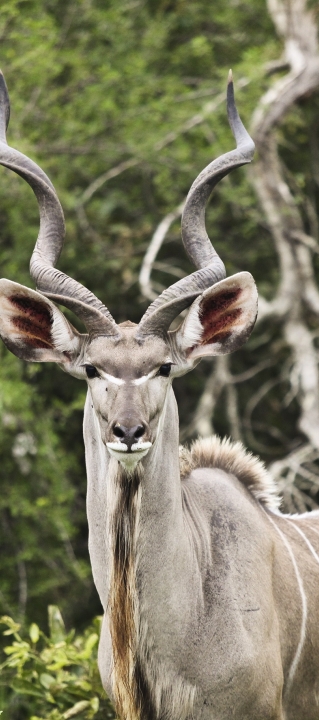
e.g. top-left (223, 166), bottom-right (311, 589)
top-left (158, 363), bottom-right (172, 377)
top-left (85, 365), bottom-right (99, 379)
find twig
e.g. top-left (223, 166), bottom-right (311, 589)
top-left (17, 560), bottom-right (27, 621)
top-left (139, 202), bottom-right (185, 301)
top-left (79, 157), bottom-right (139, 206)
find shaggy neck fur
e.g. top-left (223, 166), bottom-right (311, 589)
top-left (107, 461), bottom-right (144, 720)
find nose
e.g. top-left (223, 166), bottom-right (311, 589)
top-left (112, 423), bottom-right (145, 451)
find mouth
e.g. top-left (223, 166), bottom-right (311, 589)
top-left (106, 441), bottom-right (152, 469)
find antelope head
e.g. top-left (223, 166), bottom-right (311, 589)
top-left (0, 71), bottom-right (257, 471)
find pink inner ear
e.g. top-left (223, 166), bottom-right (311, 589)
top-left (199, 289), bottom-right (242, 345)
top-left (10, 295), bottom-right (53, 349)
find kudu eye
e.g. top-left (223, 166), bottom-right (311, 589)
top-left (158, 363), bottom-right (172, 377)
top-left (85, 365), bottom-right (99, 379)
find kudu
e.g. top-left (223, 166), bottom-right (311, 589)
top-left (0, 69), bottom-right (319, 720)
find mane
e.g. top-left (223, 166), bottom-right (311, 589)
top-left (179, 436), bottom-right (281, 511)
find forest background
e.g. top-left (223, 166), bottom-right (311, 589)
top-left (0, 0), bottom-right (319, 717)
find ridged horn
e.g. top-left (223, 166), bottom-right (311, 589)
top-left (0, 70), bottom-right (119, 338)
top-left (137, 71), bottom-right (255, 338)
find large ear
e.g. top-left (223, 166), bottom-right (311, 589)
top-left (171, 272), bottom-right (258, 361)
top-left (0, 279), bottom-right (85, 373)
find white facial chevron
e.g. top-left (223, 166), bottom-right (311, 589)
top-left (100, 372), bottom-right (125, 385)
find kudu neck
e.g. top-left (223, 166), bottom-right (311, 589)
top-left (84, 384), bottom-right (184, 609)
top-left (140, 385), bottom-right (181, 505)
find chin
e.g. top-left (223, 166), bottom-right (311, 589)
top-left (106, 441), bottom-right (152, 470)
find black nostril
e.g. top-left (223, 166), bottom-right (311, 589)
top-left (134, 424), bottom-right (145, 440)
top-left (113, 424), bottom-right (125, 439)
top-left (112, 423), bottom-right (146, 450)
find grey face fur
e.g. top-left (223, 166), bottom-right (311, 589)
top-left (86, 329), bottom-right (172, 469)
top-left (4, 70), bottom-right (319, 720)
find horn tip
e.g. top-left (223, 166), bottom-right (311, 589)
top-left (227, 70), bottom-right (235, 109)
top-left (0, 69), bottom-right (10, 137)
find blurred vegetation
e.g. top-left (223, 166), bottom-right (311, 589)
top-left (0, 606), bottom-right (115, 719)
top-left (0, 0), bottom-right (318, 715)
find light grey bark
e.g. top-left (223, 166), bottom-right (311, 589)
top-left (249, 0), bottom-right (319, 500)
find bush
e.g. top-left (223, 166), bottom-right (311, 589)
top-left (0, 607), bottom-right (116, 719)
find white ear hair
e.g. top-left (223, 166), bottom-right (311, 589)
top-left (0, 279), bottom-right (83, 367)
top-left (47, 301), bottom-right (80, 354)
top-left (177, 296), bottom-right (203, 353)
top-left (175, 272), bottom-right (258, 359)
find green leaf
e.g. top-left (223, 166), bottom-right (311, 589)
top-left (29, 623), bottom-right (40, 644)
top-left (90, 697), bottom-right (99, 712)
top-left (79, 634), bottom-right (99, 659)
top-left (39, 673), bottom-right (56, 689)
top-left (63, 700), bottom-right (90, 718)
top-left (74, 680), bottom-right (92, 692)
top-left (11, 678), bottom-right (45, 698)
top-left (48, 606), bottom-right (66, 644)
top-left (0, 616), bottom-right (21, 636)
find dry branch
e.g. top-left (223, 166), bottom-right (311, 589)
top-left (139, 203), bottom-right (185, 301)
top-left (250, 0), bottom-right (319, 499)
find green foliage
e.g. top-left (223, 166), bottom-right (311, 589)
top-left (0, 607), bottom-right (115, 719)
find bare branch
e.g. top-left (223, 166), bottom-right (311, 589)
top-left (285, 320), bottom-right (319, 448)
top-left (17, 559), bottom-right (27, 621)
top-left (183, 359), bottom-right (222, 440)
top-left (232, 358), bottom-right (276, 384)
top-left (186, 357), bottom-right (242, 442)
top-left (226, 380), bottom-right (242, 442)
top-left (152, 261), bottom-right (186, 279)
top-left (244, 377), bottom-right (283, 449)
top-left (139, 202), bottom-right (185, 301)
top-left (251, 0), bottom-right (319, 327)
top-left (250, 0), bottom-right (319, 465)
top-left (295, 241), bottom-right (319, 317)
top-left (269, 443), bottom-right (319, 511)
top-left (80, 157), bottom-right (139, 206)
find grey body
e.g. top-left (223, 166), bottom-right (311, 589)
top-left (85, 385), bottom-right (319, 720)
